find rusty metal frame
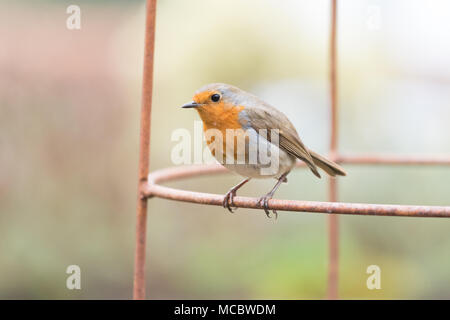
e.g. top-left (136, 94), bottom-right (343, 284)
top-left (143, 163), bottom-right (450, 218)
top-left (134, 0), bottom-right (157, 300)
top-left (133, 0), bottom-right (450, 300)
top-left (327, 0), bottom-right (339, 299)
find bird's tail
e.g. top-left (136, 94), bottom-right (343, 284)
top-left (308, 150), bottom-right (347, 177)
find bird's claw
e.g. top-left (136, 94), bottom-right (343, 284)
top-left (257, 195), bottom-right (278, 219)
top-left (223, 190), bottom-right (237, 213)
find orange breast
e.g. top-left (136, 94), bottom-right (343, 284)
top-left (196, 102), bottom-right (246, 162)
top-left (197, 102), bottom-right (243, 131)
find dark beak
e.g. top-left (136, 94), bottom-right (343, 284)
top-left (181, 101), bottom-right (199, 109)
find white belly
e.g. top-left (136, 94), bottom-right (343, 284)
top-left (210, 128), bottom-right (296, 179)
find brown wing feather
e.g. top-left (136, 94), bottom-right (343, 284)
top-left (242, 106), bottom-right (321, 178)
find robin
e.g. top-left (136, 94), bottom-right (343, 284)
top-left (181, 83), bottom-right (346, 218)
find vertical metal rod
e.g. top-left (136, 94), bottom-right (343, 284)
top-left (327, 180), bottom-right (339, 299)
top-left (133, 0), bottom-right (157, 300)
top-left (327, 0), bottom-right (339, 300)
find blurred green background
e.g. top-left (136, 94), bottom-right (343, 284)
top-left (1, 0), bottom-right (449, 299)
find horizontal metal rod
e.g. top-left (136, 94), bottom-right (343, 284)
top-left (338, 154), bottom-right (450, 165)
top-left (144, 164), bottom-right (450, 218)
top-left (145, 153), bottom-right (450, 183)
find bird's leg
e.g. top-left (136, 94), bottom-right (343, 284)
top-left (223, 178), bottom-right (251, 213)
top-left (257, 172), bottom-right (289, 219)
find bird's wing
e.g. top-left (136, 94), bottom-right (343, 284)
top-left (241, 104), bottom-right (321, 178)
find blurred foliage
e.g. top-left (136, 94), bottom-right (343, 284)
top-left (0, 0), bottom-right (449, 299)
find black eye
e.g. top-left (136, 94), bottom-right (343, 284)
top-left (211, 94), bottom-right (221, 102)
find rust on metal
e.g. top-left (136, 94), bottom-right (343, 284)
top-left (133, 0), bottom-right (450, 301)
top-left (328, 0), bottom-right (339, 300)
top-left (143, 165), bottom-right (450, 218)
top-left (134, 0), bottom-right (157, 300)
top-left (337, 154), bottom-right (450, 166)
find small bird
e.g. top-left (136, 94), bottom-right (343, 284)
top-left (181, 83), bottom-right (346, 218)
